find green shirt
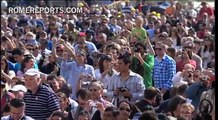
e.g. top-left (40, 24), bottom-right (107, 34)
top-left (131, 54), bottom-right (154, 88)
top-left (131, 27), bottom-right (148, 42)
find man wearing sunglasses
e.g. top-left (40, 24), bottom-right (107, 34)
top-left (153, 42), bottom-right (176, 100)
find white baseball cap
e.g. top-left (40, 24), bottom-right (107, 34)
top-left (24, 68), bottom-right (41, 76)
top-left (10, 84), bottom-right (27, 92)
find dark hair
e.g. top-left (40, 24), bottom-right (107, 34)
top-left (203, 35), bottom-right (214, 53)
top-left (177, 84), bottom-right (188, 95)
top-left (135, 42), bottom-right (147, 52)
top-left (167, 95), bottom-right (187, 112)
top-left (157, 113), bottom-right (170, 120)
top-left (51, 111), bottom-right (66, 120)
top-left (1, 103), bottom-right (10, 115)
top-left (56, 92), bottom-right (68, 102)
top-left (1, 56), bottom-right (9, 74)
top-left (10, 98), bottom-right (25, 108)
top-left (118, 100), bottom-right (141, 119)
top-left (182, 49), bottom-right (192, 59)
top-left (138, 111), bottom-right (158, 120)
top-left (13, 27), bottom-right (23, 38)
top-left (78, 110), bottom-right (90, 118)
top-left (47, 75), bottom-right (57, 81)
top-left (12, 48), bottom-right (24, 56)
top-left (104, 107), bottom-right (120, 118)
top-left (144, 87), bottom-right (158, 100)
top-left (57, 83), bottom-right (72, 98)
top-left (76, 88), bottom-right (91, 100)
top-left (20, 55), bottom-right (34, 73)
top-left (167, 47), bottom-right (176, 59)
top-left (117, 54), bottom-right (131, 65)
top-left (98, 54), bottom-right (112, 73)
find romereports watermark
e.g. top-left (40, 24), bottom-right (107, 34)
top-left (8, 6), bottom-right (83, 14)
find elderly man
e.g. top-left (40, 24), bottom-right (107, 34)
top-left (23, 68), bottom-right (60, 120)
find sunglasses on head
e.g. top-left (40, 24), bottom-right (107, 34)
top-left (119, 107), bottom-right (131, 112)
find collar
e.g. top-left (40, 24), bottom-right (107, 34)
top-left (156, 54), bottom-right (168, 61)
top-left (27, 84), bottom-right (43, 95)
top-left (118, 70), bottom-right (137, 77)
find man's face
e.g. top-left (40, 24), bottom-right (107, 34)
top-left (155, 44), bottom-right (164, 57)
top-left (47, 79), bottom-right (59, 92)
top-left (11, 106), bottom-right (25, 120)
top-left (76, 54), bottom-right (85, 63)
top-left (78, 96), bottom-right (88, 109)
top-left (103, 111), bottom-right (116, 120)
top-left (117, 59), bottom-right (129, 73)
top-left (24, 75), bottom-right (41, 91)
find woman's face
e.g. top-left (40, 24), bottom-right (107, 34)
top-left (204, 40), bottom-right (212, 46)
top-left (182, 51), bottom-right (189, 59)
top-left (89, 84), bottom-right (102, 100)
top-left (25, 59), bottom-right (35, 69)
top-left (25, 27), bottom-right (31, 32)
top-left (103, 60), bottom-right (110, 69)
top-left (58, 96), bottom-right (68, 110)
top-left (1, 59), bottom-right (6, 70)
top-left (179, 106), bottom-right (193, 119)
top-left (51, 27), bottom-right (58, 33)
top-left (119, 102), bottom-right (131, 119)
top-left (26, 34), bottom-right (33, 40)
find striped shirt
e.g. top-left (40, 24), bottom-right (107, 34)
top-left (153, 55), bottom-right (176, 90)
top-left (24, 85), bottom-right (60, 120)
top-left (107, 70), bottom-right (145, 106)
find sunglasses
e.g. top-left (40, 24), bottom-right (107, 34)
top-left (57, 49), bottom-right (63, 52)
top-left (26, 48), bottom-right (34, 51)
top-left (155, 48), bottom-right (162, 51)
top-left (119, 107), bottom-right (131, 112)
top-left (89, 89), bottom-right (98, 92)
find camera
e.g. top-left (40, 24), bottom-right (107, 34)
top-left (133, 47), bottom-right (140, 52)
top-left (118, 87), bottom-right (127, 92)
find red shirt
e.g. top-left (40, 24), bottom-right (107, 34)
top-left (197, 30), bottom-right (208, 39)
top-left (199, 7), bottom-right (214, 18)
top-left (176, 60), bottom-right (196, 72)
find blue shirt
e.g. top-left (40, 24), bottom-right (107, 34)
top-left (61, 60), bottom-right (95, 99)
top-left (13, 63), bottom-right (38, 74)
top-left (74, 41), bottom-right (98, 54)
top-left (153, 55), bottom-right (176, 90)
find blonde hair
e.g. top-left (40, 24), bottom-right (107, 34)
top-left (180, 103), bottom-right (195, 113)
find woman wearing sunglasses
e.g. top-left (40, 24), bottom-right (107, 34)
top-left (118, 100), bottom-right (141, 120)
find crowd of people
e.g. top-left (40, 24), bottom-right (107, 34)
top-left (1, 0), bottom-right (215, 120)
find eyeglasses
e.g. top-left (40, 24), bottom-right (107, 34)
top-left (26, 48), bottom-right (34, 51)
top-left (89, 89), bottom-right (98, 92)
top-left (119, 107), bottom-right (131, 112)
top-left (155, 48), bottom-right (162, 51)
top-left (57, 49), bottom-right (63, 52)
